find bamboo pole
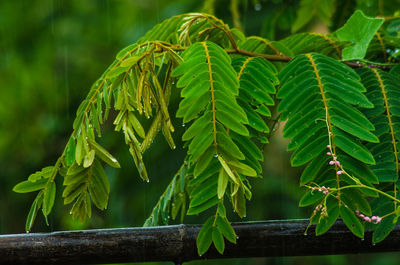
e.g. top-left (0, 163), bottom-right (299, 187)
top-left (1, 219), bottom-right (400, 264)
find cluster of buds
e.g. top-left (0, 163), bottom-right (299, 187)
top-left (314, 204), bottom-right (327, 217)
top-left (355, 210), bottom-right (382, 224)
top-left (311, 186), bottom-right (331, 195)
top-left (326, 145), bottom-right (343, 175)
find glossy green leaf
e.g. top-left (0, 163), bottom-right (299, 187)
top-left (216, 216), bottom-right (236, 243)
top-left (334, 133), bottom-right (375, 164)
top-left (83, 149), bottom-right (96, 168)
top-left (373, 215), bottom-right (396, 244)
top-left (316, 196), bottom-right (339, 235)
top-left (88, 139), bottom-right (120, 168)
top-left (212, 227), bottom-right (225, 254)
top-left (330, 115), bottom-right (379, 143)
top-left (13, 178), bottom-right (48, 193)
top-left (42, 182), bottom-right (56, 216)
top-left (336, 10), bottom-right (384, 60)
top-left (66, 137), bottom-right (76, 167)
top-left (340, 205), bottom-right (364, 238)
top-left (25, 192), bottom-right (43, 232)
top-left (218, 168), bottom-right (228, 199)
top-left (197, 217), bottom-right (214, 255)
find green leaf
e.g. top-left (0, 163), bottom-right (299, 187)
top-left (28, 166), bottom-right (53, 182)
top-left (330, 115), bottom-right (379, 143)
top-left (212, 227), bottom-right (225, 254)
top-left (216, 109), bottom-right (249, 136)
top-left (88, 139), bottom-right (120, 168)
top-left (336, 10), bottom-right (384, 61)
top-left (75, 135), bottom-right (84, 165)
top-left (373, 215), bottom-right (396, 244)
top-left (120, 56), bottom-right (141, 67)
top-left (217, 168), bottom-right (228, 199)
top-left (42, 182), bottom-right (56, 216)
top-left (66, 137), bottom-right (76, 167)
top-left (316, 196), bottom-right (339, 235)
top-left (340, 205), bottom-right (364, 238)
top-left (13, 178), bottom-right (48, 193)
top-left (25, 192), bottom-right (43, 232)
top-left (227, 160), bottom-right (257, 177)
top-left (216, 216), bottom-right (236, 243)
top-left (334, 133), bottom-right (375, 164)
top-left (300, 151), bottom-right (330, 185)
top-left (197, 216), bottom-right (214, 256)
top-left (83, 149), bottom-right (96, 168)
top-left (187, 196), bottom-right (219, 215)
top-left (106, 66), bottom-right (130, 78)
top-left (299, 189), bottom-right (324, 207)
top-left (342, 189), bottom-right (371, 216)
top-left (218, 156), bottom-right (239, 184)
top-left (291, 135), bottom-right (328, 166)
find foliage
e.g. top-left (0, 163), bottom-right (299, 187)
top-left (12, 0), bottom-right (400, 256)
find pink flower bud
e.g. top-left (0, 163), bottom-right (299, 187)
top-left (335, 161), bottom-right (341, 166)
top-left (355, 210), bottom-right (360, 215)
top-left (318, 188), bottom-right (322, 192)
top-left (329, 161), bottom-right (335, 165)
top-left (336, 170), bottom-right (343, 175)
top-left (364, 217), bottom-right (371, 222)
top-left (327, 152), bottom-right (332, 155)
top-left (327, 145), bottom-right (331, 148)
top-left (359, 214), bottom-right (365, 218)
top-left (376, 217), bottom-right (382, 224)
top-left (321, 186), bottom-right (325, 189)
top-left (371, 216), bottom-right (377, 221)
top-left (323, 190), bottom-right (329, 195)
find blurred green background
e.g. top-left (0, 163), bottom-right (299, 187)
top-left (1, 0), bottom-right (399, 264)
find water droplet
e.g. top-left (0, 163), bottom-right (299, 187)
top-left (214, 154), bottom-right (219, 158)
top-left (303, 232), bottom-right (307, 236)
top-left (146, 179), bottom-right (150, 183)
top-left (372, 243), bottom-right (376, 246)
top-left (173, 145), bottom-right (176, 149)
top-left (361, 238), bottom-right (365, 241)
top-left (182, 123), bottom-right (185, 127)
top-left (254, 3), bottom-right (262, 11)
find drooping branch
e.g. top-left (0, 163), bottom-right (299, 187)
top-left (2, 219), bottom-right (400, 265)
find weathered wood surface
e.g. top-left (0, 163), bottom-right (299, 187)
top-left (1, 219), bottom-right (400, 264)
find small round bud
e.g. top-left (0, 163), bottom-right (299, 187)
top-left (336, 170), bottom-right (343, 175)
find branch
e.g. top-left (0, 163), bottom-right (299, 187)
top-left (2, 219), bottom-right (400, 264)
top-left (226, 49), bottom-right (395, 70)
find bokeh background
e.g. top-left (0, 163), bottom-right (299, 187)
top-left (1, 0), bottom-right (399, 264)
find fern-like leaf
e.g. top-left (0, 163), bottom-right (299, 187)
top-left (358, 68), bottom-right (400, 182)
top-left (279, 33), bottom-right (342, 58)
top-left (278, 53), bottom-right (380, 237)
top-left (278, 53), bottom-right (378, 189)
top-left (231, 56), bottom-right (278, 173)
top-left (173, 41), bottom-right (253, 217)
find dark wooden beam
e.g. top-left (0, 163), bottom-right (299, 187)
top-left (1, 219), bottom-right (400, 264)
